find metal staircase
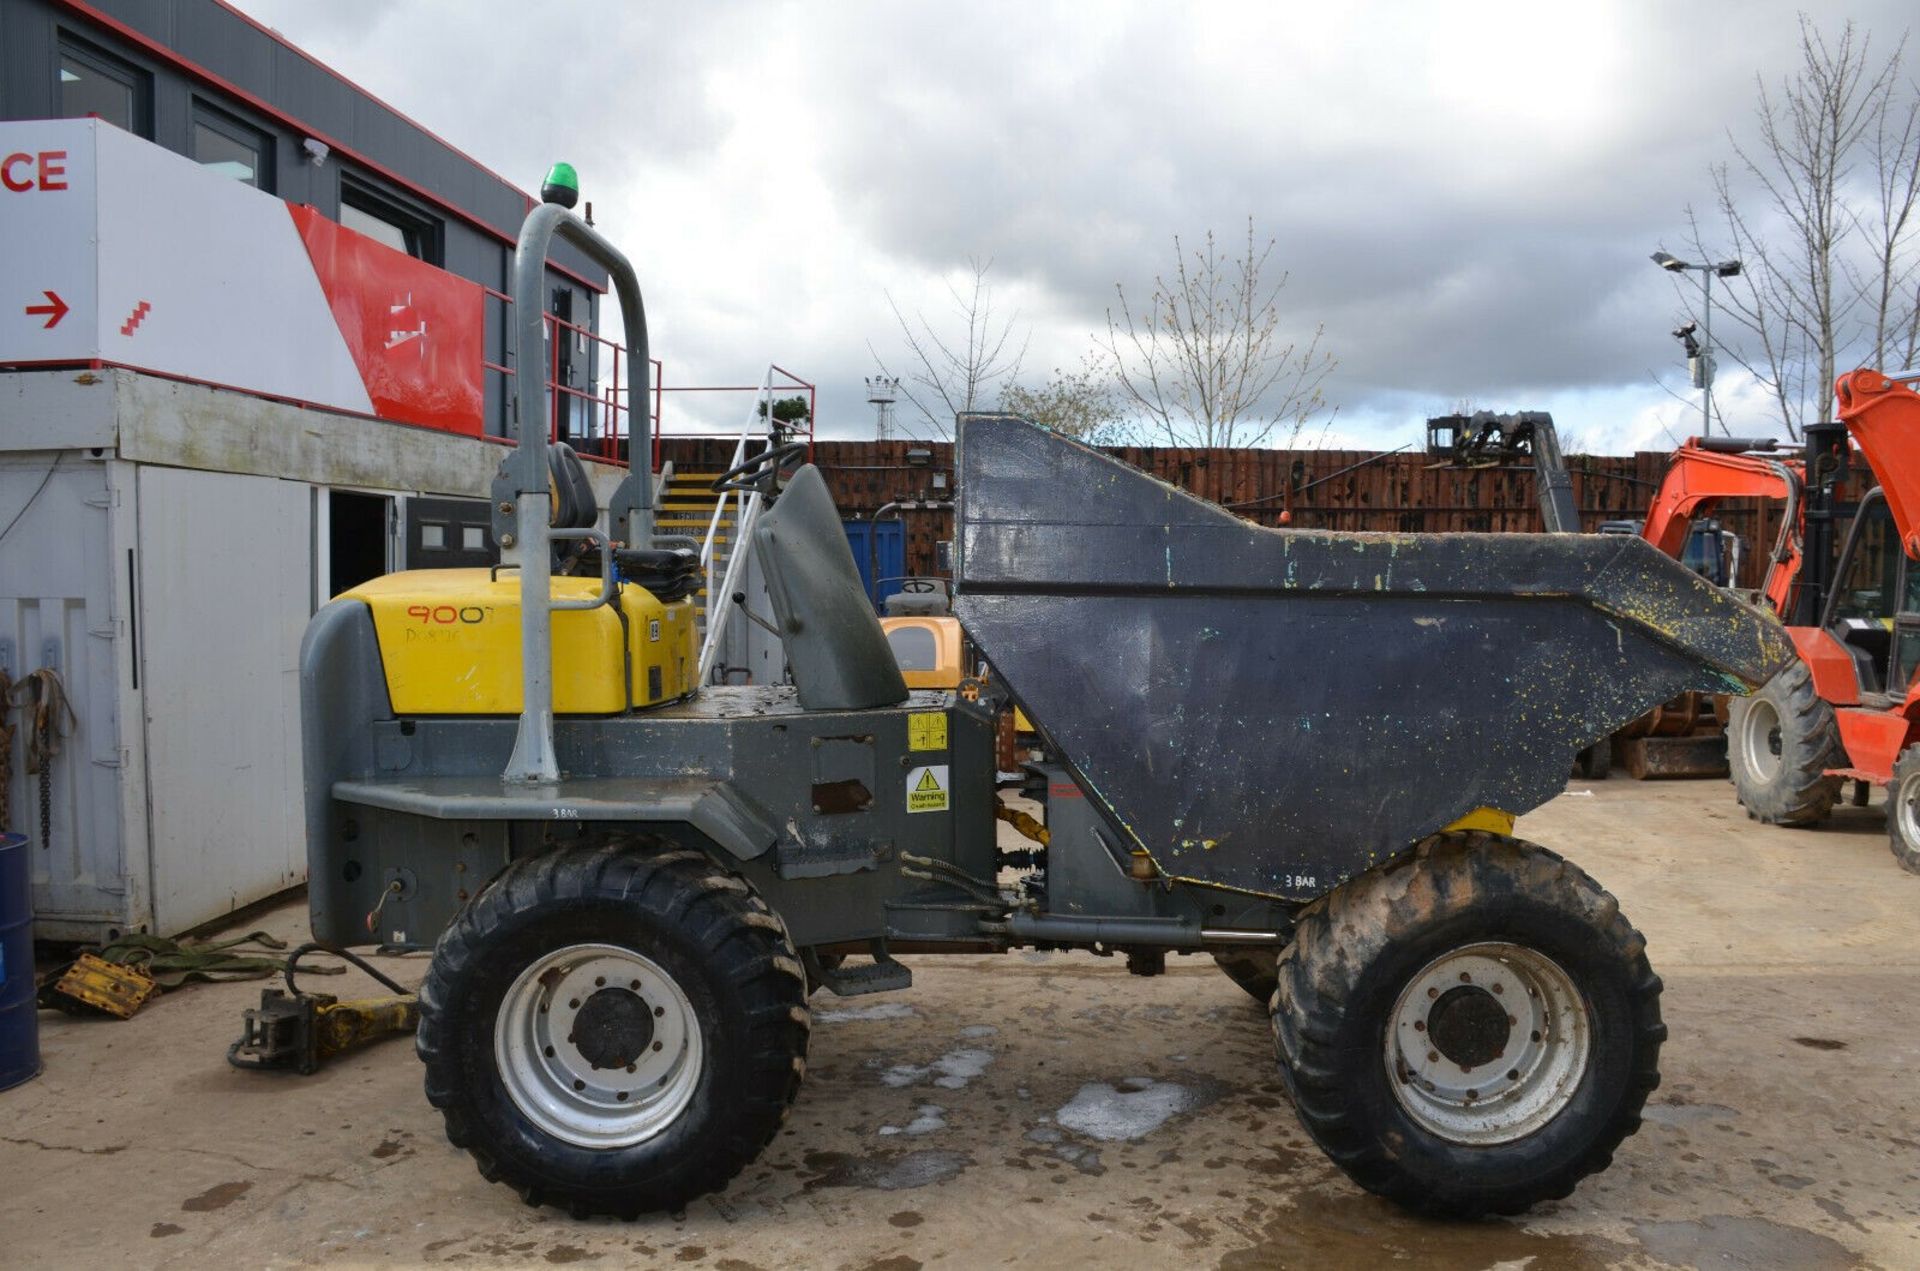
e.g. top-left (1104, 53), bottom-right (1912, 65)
top-left (653, 466), bottom-right (730, 621)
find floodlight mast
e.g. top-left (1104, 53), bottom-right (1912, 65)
top-left (866, 374), bottom-right (900, 442)
top-left (1651, 250), bottom-right (1742, 437)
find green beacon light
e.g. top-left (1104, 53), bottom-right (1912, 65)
top-left (540, 162), bottom-right (580, 209)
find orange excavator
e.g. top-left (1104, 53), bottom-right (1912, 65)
top-left (1605, 436), bottom-right (1807, 778)
top-left (1727, 369), bottom-right (1920, 873)
top-left (1636, 438), bottom-right (1805, 616)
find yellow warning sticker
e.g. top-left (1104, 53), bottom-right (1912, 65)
top-left (906, 764), bottom-right (950, 813)
top-left (908, 712), bottom-right (948, 752)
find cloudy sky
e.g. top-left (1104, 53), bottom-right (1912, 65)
top-left (234, 1), bottom-right (1915, 452)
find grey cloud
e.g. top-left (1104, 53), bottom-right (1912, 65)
top-left (232, 0), bottom-right (1920, 443)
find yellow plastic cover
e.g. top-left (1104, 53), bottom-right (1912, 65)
top-left (349, 569), bottom-right (698, 714)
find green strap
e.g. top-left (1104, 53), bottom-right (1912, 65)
top-left (91, 930), bottom-right (344, 989)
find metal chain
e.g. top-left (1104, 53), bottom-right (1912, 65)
top-left (39, 758), bottom-right (52, 852)
top-left (18, 668), bottom-right (73, 852)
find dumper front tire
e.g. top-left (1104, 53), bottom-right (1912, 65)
top-left (1727, 660), bottom-right (1842, 826)
top-left (1271, 832), bottom-right (1663, 1218)
top-left (417, 842), bottom-right (809, 1218)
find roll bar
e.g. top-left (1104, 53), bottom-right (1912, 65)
top-left (503, 202), bottom-right (653, 784)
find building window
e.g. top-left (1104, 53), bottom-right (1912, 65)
top-left (58, 37), bottom-right (151, 137)
top-left (340, 176), bottom-right (441, 264)
top-left (192, 102), bottom-right (274, 191)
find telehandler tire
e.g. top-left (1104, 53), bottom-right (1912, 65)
top-left (1727, 660), bottom-right (1842, 826)
top-left (1271, 831), bottom-right (1664, 1218)
top-left (1212, 948), bottom-right (1279, 1005)
top-left (417, 841), bottom-right (809, 1218)
top-left (1888, 747), bottom-right (1920, 875)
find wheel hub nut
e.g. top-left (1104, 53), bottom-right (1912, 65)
top-left (1426, 985), bottom-right (1511, 1070)
top-left (569, 987), bottom-right (656, 1070)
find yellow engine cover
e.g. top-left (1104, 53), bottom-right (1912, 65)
top-left (348, 569), bottom-right (698, 714)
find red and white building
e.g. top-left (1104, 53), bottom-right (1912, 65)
top-left (0, 1), bottom-right (642, 940)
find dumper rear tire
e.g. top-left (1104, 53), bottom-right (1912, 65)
top-left (1727, 660), bottom-right (1842, 826)
top-left (417, 842), bottom-right (809, 1218)
top-left (1271, 831), bottom-right (1664, 1218)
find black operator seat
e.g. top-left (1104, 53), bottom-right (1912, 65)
top-left (754, 465), bottom-right (909, 711)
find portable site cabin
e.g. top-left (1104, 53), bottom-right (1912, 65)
top-left (0, 0), bottom-right (623, 941)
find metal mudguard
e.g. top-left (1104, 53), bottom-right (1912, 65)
top-left (954, 415), bottom-right (1794, 898)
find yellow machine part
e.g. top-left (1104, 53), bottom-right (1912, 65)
top-left (52, 952), bottom-right (158, 1019)
top-left (880, 614), bottom-right (966, 691)
top-left (316, 995), bottom-right (421, 1059)
top-left (1443, 807), bottom-right (1517, 836)
top-left (349, 569), bottom-right (698, 714)
top-left (880, 612), bottom-right (1034, 731)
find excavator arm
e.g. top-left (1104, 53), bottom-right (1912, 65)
top-left (1641, 438), bottom-right (1805, 615)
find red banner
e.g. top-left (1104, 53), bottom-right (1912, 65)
top-left (288, 205), bottom-right (484, 436)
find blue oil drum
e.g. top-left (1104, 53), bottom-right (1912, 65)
top-left (0, 831), bottom-right (40, 1091)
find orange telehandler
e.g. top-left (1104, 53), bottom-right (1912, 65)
top-left (1727, 369), bottom-right (1920, 872)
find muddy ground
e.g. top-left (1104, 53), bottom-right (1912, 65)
top-left (4, 777), bottom-right (1918, 1269)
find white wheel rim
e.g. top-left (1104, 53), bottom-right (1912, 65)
top-left (494, 942), bottom-right (704, 1149)
top-left (1898, 771), bottom-right (1920, 846)
top-left (1740, 698), bottom-right (1784, 781)
top-left (1384, 942), bottom-right (1591, 1145)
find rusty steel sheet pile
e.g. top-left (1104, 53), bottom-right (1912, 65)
top-left (954, 415), bottom-right (1794, 899)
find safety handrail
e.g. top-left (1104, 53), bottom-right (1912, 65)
top-left (699, 364), bottom-right (785, 596)
top-left (694, 364), bottom-right (810, 680)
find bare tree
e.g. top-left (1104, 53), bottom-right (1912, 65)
top-left (1680, 18), bottom-right (1917, 438)
top-left (1097, 220), bottom-right (1336, 448)
top-left (1000, 355), bottom-right (1123, 442)
top-left (1861, 62), bottom-right (1920, 370)
top-left (871, 258), bottom-right (1027, 440)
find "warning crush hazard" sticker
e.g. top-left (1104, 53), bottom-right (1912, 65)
top-left (905, 764), bottom-right (950, 813)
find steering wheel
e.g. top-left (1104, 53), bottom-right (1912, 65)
top-left (711, 441), bottom-right (809, 495)
top-left (900, 579), bottom-right (942, 594)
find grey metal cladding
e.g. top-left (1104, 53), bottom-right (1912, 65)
top-left (755, 465), bottom-right (910, 711)
top-left (952, 413), bottom-right (1795, 899)
top-left (6, 0), bottom-right (603, 284)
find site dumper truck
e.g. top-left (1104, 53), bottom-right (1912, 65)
top-left (298, 195), bottom-right (1792, 1219)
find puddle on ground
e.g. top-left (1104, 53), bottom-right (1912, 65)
top-left (1054, 1078), bottom-right (1216, 1142)
top-left (1632, 1215), bottom-right (1859, 1270)
top-left (1641, 1101), bottom-right (1739, 1127)
top-left (801, 1149), bottom-right (972, 1192)
top-left (1216, 1190), bottom-right (1639, 1270)
top-left (878, 1106), bottom-right (947, 1137)
top-left (181, 1181), bottom-right (252, 1212)
top-left (815, 1002), bottom-right (918, 1023)
top-left (878, 1048), bottom-right (994, 1090)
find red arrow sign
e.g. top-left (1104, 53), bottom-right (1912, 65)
top-left (25, 290), bottom-right (68, 329)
